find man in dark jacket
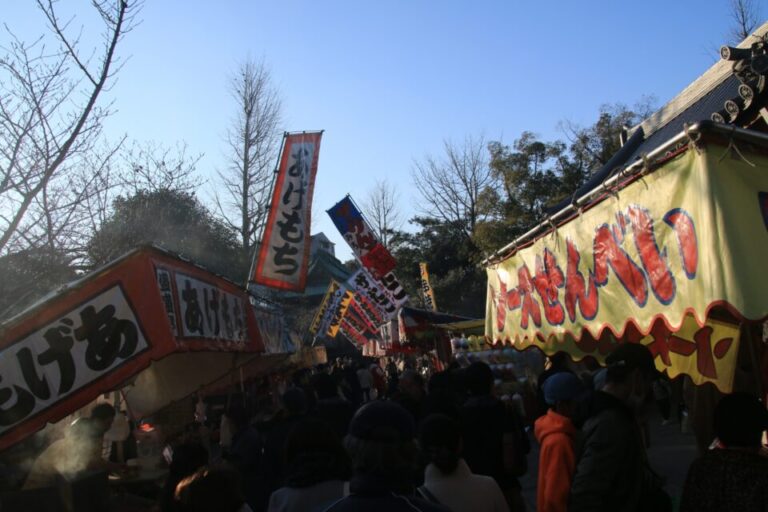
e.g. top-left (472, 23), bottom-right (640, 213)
top-left (569, 343), bottom-right (671, 512)
top-left (311, 372), bottom-right (355, 439)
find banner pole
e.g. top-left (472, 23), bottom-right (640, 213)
top-left (245, 132), bottom-right (289, 290)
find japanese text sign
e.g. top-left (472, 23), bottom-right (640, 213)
top-left (0, 285), bottom-right (149, 436)
top-left (0, 247), bottom-right (264, 451)
top-left (174, 272), bottom-right (247, 344)
top-left (252, 131), bottom-right (323, 291)
top-left (347, 267), bottom-right (408, 321)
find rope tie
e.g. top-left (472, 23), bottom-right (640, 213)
top-left (684, 123), bottom-right (703, 153)
top-left (718, 125), bottom-right (756, 167)
top-left (548, 216), bottom-right (559, 241)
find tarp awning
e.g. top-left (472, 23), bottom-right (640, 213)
top-left (398, 307), bottom-right (472, 343)
top-left (485, 127), bottom-right (768, 392)
top-left (435, 319), bottom-right (485, 334)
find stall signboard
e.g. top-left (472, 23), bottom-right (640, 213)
top-left (486, 141), bottom-right (768, 391)
top-left (0, 247), bottom-right (264, 451)
top-left (171, 272), bottom-right (248, 343)
top-left (252, 131), bottom-right (323, 291)
top-left (327, 196), bottom-right (396, 278)
top-left (0, 284), bottom-right (149, 438)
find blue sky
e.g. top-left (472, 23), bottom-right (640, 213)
top-left (5, 1), bottom-right (766, 261)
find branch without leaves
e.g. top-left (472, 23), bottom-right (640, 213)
top-left (213, 57), bottom-right (282, 257)
top-left (411, 135), bottom-right (493, 236)
top-left (0, 0), bottom-right (141, 255)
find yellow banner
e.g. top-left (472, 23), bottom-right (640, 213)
top-left (419, 262), bottom-right (438, 311)
top-left (486, 141), bottom-right (768, 391)
top-left (309, 280), bottom-right (340, 334)
top-left (327, 290), bottom-right (354, 338)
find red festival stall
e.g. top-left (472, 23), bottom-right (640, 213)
top-left (0, 246), bottom-right (266, 451)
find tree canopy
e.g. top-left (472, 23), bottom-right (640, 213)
top-left (88, 189), bottom-right (247, 281)
top-left (385, 100), bottom-right (656, 318)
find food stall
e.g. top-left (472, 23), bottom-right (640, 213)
top-left (483, 121), bottom-right (768, 444)
top-left (0, 245), bottom-right (268, 452)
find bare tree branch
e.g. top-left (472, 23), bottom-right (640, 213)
top-left (361, 179), bottom-right (402, 249)
top-left (121, 139), bottom-right (203, 194)
top-left (0, 0), bottom-right (141, 255)
top-left (411, 135), bottom-right (494, 236)
top-left (213, 57), bottom-right (282, 258)
top-left (729, 0), bottom-right (759, 43)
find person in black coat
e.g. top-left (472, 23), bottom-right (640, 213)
top-left (680, 392), bottom-right (768, 512)
top-left (459, 362), bottom-right (529, 512)
top-left (569, 343), bottom-right (671, 512)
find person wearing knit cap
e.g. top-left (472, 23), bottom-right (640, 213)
top-left (534, 372), bottom-right (585, 512)
top-left (320, 401), bottom-right (448, 511)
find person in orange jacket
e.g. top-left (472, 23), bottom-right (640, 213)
top-left (534, 372), bottom-right (585, 512)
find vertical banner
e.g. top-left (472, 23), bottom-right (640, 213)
top-left (252, 131), bottom-right (323, 291)
top-left (340, 321), bottom-right (368, 346)
top-left (253, 307), bottom-right (295, 354)
top-left (327, 290), bottom-right (354, 338)
top-left (354, 294), bottom-right (385, 328)
top-left (346, 297), bottom-right (378, 335)
top-left (314, 283), bottom-right (347, 339)
top-left (327, 196), bottom-right (397, 278)
top-left (419, 262), bottom-right (438, 311)
top-left (309, 280), bottom-right (340, 335)
top-left (347, 268), bottom-right (408, 320)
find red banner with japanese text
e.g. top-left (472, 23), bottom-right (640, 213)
top-left (252, 131), bottom-right (323, 291)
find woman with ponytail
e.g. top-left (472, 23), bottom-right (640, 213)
top-left (418, 414), bottom-right (510, 512)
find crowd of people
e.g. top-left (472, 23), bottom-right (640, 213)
top-left (156, 346), bottom-right (768, 512)
top-left (12, 346), bottom-right (768, 512)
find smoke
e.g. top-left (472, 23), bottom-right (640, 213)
top-left (21, 417), bottom-right (102, 489)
